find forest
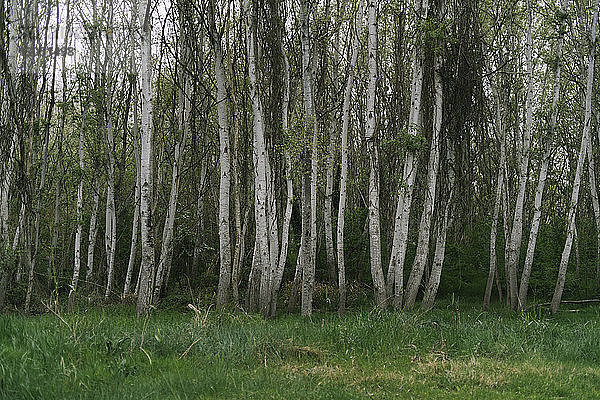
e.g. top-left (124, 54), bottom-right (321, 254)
top-left (1, 0), bottom-right (600, 397)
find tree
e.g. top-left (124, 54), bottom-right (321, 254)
top-left (136, 0), bottom-right (156, 316)
top-left (551, 0), bottom-right (599, 314)
top-left (337, 0), bottom-right (364, 314)
top-left (389, 0), bottom-right (429, 310)
top-left (404, 0), bottom-right (444, 310)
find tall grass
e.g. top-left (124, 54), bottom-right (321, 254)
top-left (1, 302), bottom-right (600, 399)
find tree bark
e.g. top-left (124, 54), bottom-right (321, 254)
top-left (518, 0), bottom-right (565, 309)
top-left (422, 142), bottom-right (455, 310)
top-left (136, 0), bottom-right (156, 316)
top-left (244, 0), bottom-right (271, 317)
top-left (300, 0), bottom-right (316, 317)
top-left (551, 0), bottom-right (598, 314)
top-left (85, 178), bottom-right (101, 289)
top-left (69, 97), bottom-right (88, 309)
top-left (506, 0), bottom-right (534, 310)
top-left (124, 73), bottom-right (141, 296)
top-left (404, 24), bottom-right (443, 310)
top-left (483, 81), bottom-right (507, 310)
top-left (269, 47), bottom-right (293, 316)
top-left (389, 0), bottom-right (429, 310)
top-left (153, 24), bottom-right (191, 302)
top-left (365, 0), bottom-right (386, 308)
top-left (337, 0), bottom-right (364, 314)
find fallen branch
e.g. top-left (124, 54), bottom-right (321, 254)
top-left (536, 299), bottom-right (600, 307)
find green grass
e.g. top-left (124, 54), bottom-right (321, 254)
top-left (2, 301), bottom-right (600, 399)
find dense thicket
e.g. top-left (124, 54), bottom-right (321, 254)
top-left (1, 0), bottom-right (599, 316)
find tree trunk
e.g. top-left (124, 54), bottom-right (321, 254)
top-left (518, 12), bottom-right (564, 307)
top-left (136, 0), bottom-right (156, 316)
top-left (365, 0), bottom-right (386, 308)
top-left (85, 178), bottom-right (101, 289)
top-left (124, 82), bottom-right (141, 296)
top-left (103, 0), bottom-right (117, 299)
top-left (300, 0), bottom-right (317, 317)
top-left (337, 0), bottom-right (364, 314)
top-left (484, 83), bottom-right (507, 310)
top-left (69, 99), bottom-right (88, 309)
top-left (422, 142), bottom-right (455, 310)
top-left (324, 25), bottom-right (338, 286)
top-left (404, 27), bottom-right (443, 310)
top-left (153, 29), bottom-right (191, 302)
top-left (192, 156), bottom-right (207, 287)
top-left (506, 0), bottom-right (534, 310)
top-left (551, 0), bottom-right (598, 314)
top-left (244, 0), bottom-right (271, 317)
top-left (269, 47), bottom-right (293, 316)
top-left (124, 0), bottom-right (141, 297)
top-left (389, 0), bottom-right (429, 310)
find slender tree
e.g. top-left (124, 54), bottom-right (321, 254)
top-left (551, 0), bottom-right (599, 314)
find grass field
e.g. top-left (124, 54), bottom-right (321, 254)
top-left (1, 300), bottom-right (600, 399)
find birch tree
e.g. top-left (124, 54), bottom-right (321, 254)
top-left (269, 39), bottom-right (294, 316)
top-left (103, 0), bottom-right (117, 299)
top-left (300, 0), bottom-right (317, 317)
top-left (136, 0), bottom-right (156, 316)
top-left (551, 0), bottom-right (598, 314)
top-left (69, 69), bottom-right (89, 309)
top-left (505, 0), bottom-right (534, 311)
top-left (483, 87), bottom-right (506, 310)
top-left (389, 0), bottom-right (429, 310)
top-left (404, 2), bottom-right (444, 309)
top-left (365, 0), bottom-right (386, 308)
top-left (153, 5), bottom-right (192, 302)
top-left (244, 0), bottom-right (271, 317)
top-left (337, 0), bottom-right (364, 314)
top-left (422, 140), bottom-right (455, 310)
top-left (123, 0), bottom-right (141, 297)
top-left (517, 0), bottom-right (566, 309)
top-left (207, 0), bottom-right (232, 310)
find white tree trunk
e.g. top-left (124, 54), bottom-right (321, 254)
top-left (596, 111), bottom-right (600, 283)
top-left (192, 155), bottom-right (207, 288)
top-left (244, 0), bottom-right (271, 317)
top-left (207, 1), bottom-right (232, 310)
top-left (337, 0), bottom-right (364, 314)
top-left (300, 0), bottom-right (317, 317)
top-left (506, 0), bottom-right (534, 310)
top-left (1, 0), bottom-right (19, 246)
top-left (103, 0), bottom-right (117, 299)
top-left (324, 25), bottom-right (340, 286)
top-left (136, 0), bottom-right (156, 316)
top-left (389, 0), bottom-right (429, 309)
top-left (502, 172), bottom-right (512, 306)
top-left (483, 80), bottom-right (507, 310)
top-left (404, 33), bottom-right (443, 310)
top-left (153, 32), bottom-right (191, 302)
top-left (85, 178), bottom-right (101, 287)
top-left (124, 0), bottom-right (140, 297)
top-left (124, 158), bottom-right (140, 296)
top-left (551, 0), bottom-right (598, 313)
top-left (269, 45), bottom-right (293, 316)
top-left (124, 84), bottom-right (141, 296)
top-left (0, 133), bottom-right (16, 245)
top-left (69, 99), bottom-right (88, 309)
top-left (422, 142), bottom-right (455, 310)
top-left (518, 0), bottom-right (565, 309)
top-left (365, 0), bottom-right (386, 308)
top-left (266, 152), bottom-right (279, 306)
top-left (104, 175), bottom-right (116, 298)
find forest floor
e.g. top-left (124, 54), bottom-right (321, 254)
top-left (1, 299), bottom-right (600, 399)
